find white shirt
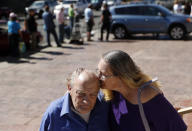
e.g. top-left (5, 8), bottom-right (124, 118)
top-left (173, 4), bottom-right (182, 14)
top-left (84, 8), bottom-right (93, 22)
top-left (56, 10), bottom-right (66, 25)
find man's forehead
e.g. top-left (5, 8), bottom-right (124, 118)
top-left (77, 72), bottom-right (98, 84)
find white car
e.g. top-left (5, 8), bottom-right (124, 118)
top-left (25, 0), bottom-right (58, 18)
top-left (54, 0), bottom-right (88, 17)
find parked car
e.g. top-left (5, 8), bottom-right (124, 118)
top-left (25, 0), bottom-right (58, 18)
top-left (103, 0), bottom-right (121, 7)
top-left (54, 0), bottom-right (88, 17)
top-left (110, 3), bottom-right (192, 40)
top-left (91, 0), bottom-right (103, 10)
top-left (0, 7), bottom-right (12, 20)
top-left (0, 27), bottom-right (9, 55)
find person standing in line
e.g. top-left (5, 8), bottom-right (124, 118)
top-left (84, 4), bottom-right (94, 41)
top-left (100, 3), bottom-right (111, 41)
top-left (173, 0), bottom-right (182, 14)
top-left (42, 5), bottom-right (61, 47)
top-left (184, 2), bottom-right (191, 15)
top-left (68, 4), bottom-right (75, 33)
top-left (24, 9), bottom-right (38, 50)
top-left (56, 7), bottom-right (66, 43)
top-left (7, 12), bottom-right (21, 57)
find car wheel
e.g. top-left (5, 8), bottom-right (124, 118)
top-left (113, 26), bottom-right (127, 39)
top-left (169, 26), bottom-right (185, 40)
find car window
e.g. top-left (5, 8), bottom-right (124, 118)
top-left (115, 6), bottom-right (142, 15)
top-left (31, 2), bottom-right (44, 7)
top-left (63, 1), bottom-right (77, 4)
top-left (143, 6), bottom-right (162, 16)
top-left (82, 0), bottom-right (86, 3)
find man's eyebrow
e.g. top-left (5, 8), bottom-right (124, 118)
top-left (76, 90), bottom-right (84, 92)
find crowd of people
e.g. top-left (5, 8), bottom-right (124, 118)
top-left (7, 0), bottom-right (192, 57)
top-left (6, 3), bottom-right (112, 57)
top-left (7, 9), bottom-right (40, 57)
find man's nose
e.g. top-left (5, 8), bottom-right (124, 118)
top-left (82, 97), bottom-right (90, 104)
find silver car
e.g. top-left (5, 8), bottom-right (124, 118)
top-left (25, 0), bottom-right (58, 18)
top-left (110, 3), bottom-right (192, 40)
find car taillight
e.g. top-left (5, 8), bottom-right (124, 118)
top-left (186, 18), bottom-right (192, 23)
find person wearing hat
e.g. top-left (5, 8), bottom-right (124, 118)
top-left (7, 12), bottom-right (21, 57)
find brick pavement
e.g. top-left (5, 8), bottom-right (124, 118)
top-left (0, 38), bottom-right (192, 131)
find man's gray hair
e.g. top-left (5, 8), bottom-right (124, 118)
top-left (67, 68), bottom-right (85, 87)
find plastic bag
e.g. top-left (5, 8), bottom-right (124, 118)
top-left (19, 42), bottom-right (26, 54)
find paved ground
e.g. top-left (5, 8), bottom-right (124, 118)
top-left (0, 33), bottom-right (192, 131)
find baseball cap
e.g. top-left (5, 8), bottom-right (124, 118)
top-left (9, 12), bottom-right (17, 18)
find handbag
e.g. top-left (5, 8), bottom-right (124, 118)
top-left (19, 41), bottom-right (26, 54)
top-left (137, 77), bottom-right (161, 131)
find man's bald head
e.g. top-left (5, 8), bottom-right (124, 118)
top-left (67, 68), bottom-right (99, 88)
top-left (67, 68), bottom-right (99, 114)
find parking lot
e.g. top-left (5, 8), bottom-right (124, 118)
top-left (0, 10), bottom-right (192, 131)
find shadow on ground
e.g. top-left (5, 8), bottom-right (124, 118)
top-left (0, 43), bottom-right (87, 64)
top-left (118, 33), bottom-right (192, 41)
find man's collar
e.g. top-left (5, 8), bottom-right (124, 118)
top-left (60, 92), bottom-right (72, 117)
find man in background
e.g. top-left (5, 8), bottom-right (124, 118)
top-left (56, 7), bottom-right (67, 43)
top-left (24, 9), bottom-right (38, 50)
top-left (42, 5), bottom-right (61, 47)
top-left (84, 4), bottom-right (94, 41)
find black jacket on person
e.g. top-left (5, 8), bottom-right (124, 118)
top-left (102, 9), bottom-right (111, 25)
top-left (26, 15), bottom-right (37, 33)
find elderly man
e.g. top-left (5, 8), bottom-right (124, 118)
top-left (40, 68), bottom-right (110, 131)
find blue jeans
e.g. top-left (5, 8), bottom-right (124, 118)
top-left (46, 29), bottom-right (60, 46)
top-left (69, 17), bottom-right (74, 33)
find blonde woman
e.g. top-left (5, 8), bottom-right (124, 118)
top-left (97, 50), bottom-right (187, 131)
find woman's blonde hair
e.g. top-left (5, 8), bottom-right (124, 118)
top-left (101, 50), bottom-right (159, 101)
